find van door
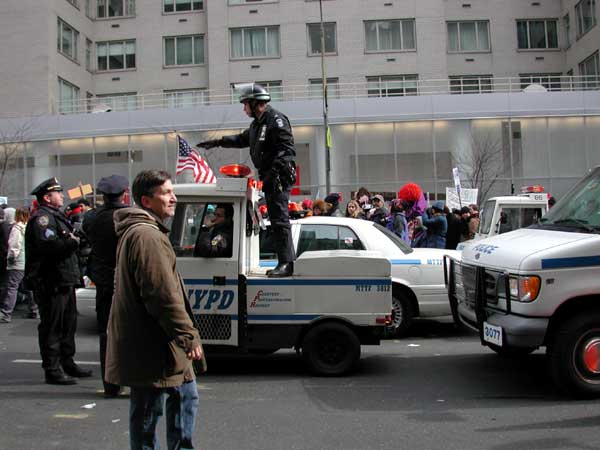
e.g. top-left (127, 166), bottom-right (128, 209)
top-left (170, 198), bottom-right (241, 347)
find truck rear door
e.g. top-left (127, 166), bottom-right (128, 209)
top-left (170, 198), bottom-right (242, 347)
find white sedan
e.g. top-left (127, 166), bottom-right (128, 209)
top-left (260, 216), bottom-right (460, 334)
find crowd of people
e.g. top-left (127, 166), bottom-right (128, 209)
top-left (282, 184), bottom-right (481, 250)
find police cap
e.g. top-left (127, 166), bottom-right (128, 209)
top-left (97, 175), bottom-right (129, 195)
top-left (30, 177), bottom-right (63, 196)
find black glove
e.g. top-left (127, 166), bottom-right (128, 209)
top-left (197, 139), bottom-right (222, 149)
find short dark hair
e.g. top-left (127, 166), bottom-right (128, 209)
top-left (77, 198), bottom-right (91, 207)
top-left (132, 170), bottom-right (172, 206)
top-left (216, 203), bottom-right (234, 219)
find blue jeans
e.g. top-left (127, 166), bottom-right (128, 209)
top-left (129, 380), bottom-right (199, 450)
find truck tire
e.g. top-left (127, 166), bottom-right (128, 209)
top-left (302, 322), bottom-right (360, 376)
top-left (549, 312), bottom-right (600, 398)
top-left (385, 292), bottom-right (413, 337)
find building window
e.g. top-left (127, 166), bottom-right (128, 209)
top-left (229, 0), bottom-right (274, 4)
top-left (97, 40), bottom-right (136, 71)
top-left (519, 73), bottom-right (562, 91)
top-left (57, 18), bottom-right (79, 61)
top-left (85, 0), bottom-right (93, 18)
top-left (364, 19), bottom-right (416, 52)
top-left (309, 78), bottom-right (340, 99)
top-left (96, 92), bottom-right (138, 111)
top-left (97, 0), bottom-right (135, 18)
top-left (447, 21), bottom-right (490, 52)
top-left (576, 0), bottom-right (597, 38)
top-left (59, 78), bottom-right (80, 114)
top-left (564, 14), bottom-right (571, 48)
top-left (579, 51), bottom-right (599, 89)
top-left (516, 19), bottom-right (559, 49)
top-left (307, 23), bottom-right (337, 55)
top-left (231, 81), bottom-right (282, 102)
top-left (230, 26), bottom-right (280, 59)
top-left (449, 75), bottom-right (493, 94)
top-left (164, 35), bottom-right (204, 66)
top-left (366, 75), bottom-right (418, 97)
top-left (85, 39), bottom-right (93, 72)
top-left (164, 89), bottom-right (208, 108)
top-left (164, 0), bottom-right (203, 13)
top-left (66, 0), bottom-right (80, 9)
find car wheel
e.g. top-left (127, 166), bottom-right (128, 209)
top-left (385, 292), bottom-right (413, 337)
top-left (549, 312), bottom-right (600, 398)
top-left (488, 343), bottom-right (536, 358)
top-left (302, 322), bottom-right (360, 376)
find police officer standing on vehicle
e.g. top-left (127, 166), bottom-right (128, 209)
top-left (82, 175), bottom-right (129, 397)
top-left (25, 178), bottom-right (92, 385)
top-left (198, 83), bottom-right (296, 277)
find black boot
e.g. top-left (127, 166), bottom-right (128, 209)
top-left (267, 262), bottom-right (293, 278)
top-left (45, 370), bottom-right (78, 385)
top-left (63, 363), bottom-right (93, 378)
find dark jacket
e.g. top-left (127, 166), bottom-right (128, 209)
top-left (445, 212), bottom-right (462, 250)
top-left (24, 204), bottom-right (81, 289)
top-left (82, 201), bottom-right (127, 286)
top-left (194, 220), bottom-right (234, 258)
top-left (106, 207), bottom-right (202, 388)
top-left (219, 105), bottom-right (296, 181)
top-left (421, 209), bottom-right (448, 249)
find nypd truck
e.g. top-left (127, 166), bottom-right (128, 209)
top-left (169, 165), bottom-right (392, 376)
top-left (446, 166), bottom-right (600, 397)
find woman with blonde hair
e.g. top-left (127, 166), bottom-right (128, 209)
top-left (345, 200), bottom-right (365, 219)
top-left (0, 207), bottom-right (34, 322)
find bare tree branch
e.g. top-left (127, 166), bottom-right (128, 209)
top-left (0, 119), bottom-right (34, 194)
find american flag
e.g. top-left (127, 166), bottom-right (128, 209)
top-left (176, 135), bottom-right (216, 184)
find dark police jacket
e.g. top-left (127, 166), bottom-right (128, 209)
top-left (82, 201), bottom-right (127, 286)
top-left (219, 105), bottom-right (296, 181)
top-left (25, 204), bottom-right (81, 289)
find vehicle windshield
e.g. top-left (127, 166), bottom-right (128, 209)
top-left (479, 200), bottom-right (496, 235)
top-left (540, 168), bottom-right (600, 233)
top-left (373, 223), bottom-right (413, 254)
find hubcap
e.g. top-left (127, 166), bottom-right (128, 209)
top-left (583, 338), bottom-right (600, 375)
top-left (390, 298), bottom-right (403, 328)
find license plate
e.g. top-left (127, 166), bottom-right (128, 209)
top-left (483, 321), bottom-right (503, 346)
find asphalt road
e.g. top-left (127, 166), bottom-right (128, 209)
top-left (1, 297), bottom-right (599, 450)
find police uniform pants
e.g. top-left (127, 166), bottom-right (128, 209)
top-left (265, 184), bottom-right (295, 264)
top-left (96, 283), bottom-right (120, 393)
top-left (36, 286), bottom-right (77, 373)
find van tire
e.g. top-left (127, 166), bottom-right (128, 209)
top-left (549, 312), bottom-right (600, 398)
top-left (302, 322), bottom-right (360, 376)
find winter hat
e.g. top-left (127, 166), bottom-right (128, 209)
top-left (431, 201), bottom-right (445, 212)
top-left (324, 193), bottom-right (342, 206)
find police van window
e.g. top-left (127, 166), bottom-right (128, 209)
top-left (297, 224), bottom-right (364, 257)
top-left (193, 202), bottom-right (235, 258)
top-left (170, 202), bottom-right (207, 257)
top-left (479, 199), bottom-right (496, 235)
top-left (520, 207), bottom-right (543, 228)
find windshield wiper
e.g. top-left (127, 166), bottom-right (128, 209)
top-left (550, 218), bottom-right (597, 232)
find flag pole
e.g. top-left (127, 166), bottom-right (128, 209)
top-left (319, 0), bottom-right (331, 194)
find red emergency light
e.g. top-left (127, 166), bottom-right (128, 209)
top-left (520, 185), bottom-right (545, 194)
top-left (219, 164), bottom-right (252, 178)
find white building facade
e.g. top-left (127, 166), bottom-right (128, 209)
top-left (0, 0), bottom-right (598, 206)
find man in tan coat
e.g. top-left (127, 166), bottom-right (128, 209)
top-left (106, 169), bottom-right (204, 450)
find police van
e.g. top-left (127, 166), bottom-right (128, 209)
top-left (457, 187), bottom-right (549, 251)
top-left (169, 165), bottom-right (392, 375)
top-left (446, 166), bottom-right (600, 397)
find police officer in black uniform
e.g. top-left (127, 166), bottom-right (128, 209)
top-left (194, 203), bottom-right (234, 258)
top-left (198, 83), bottom-right (296, 277)
top-left (25, 178), bottom-right (92, 385)
top-left (82, 175), bottom-right (129, 397)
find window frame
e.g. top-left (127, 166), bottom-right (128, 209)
top-left (307, 22), bottom-right (337, 56)
top-left (308, 78), bottom-right (340, 99)
top-left (449, 75), bottom-right (493, 94)
top-left (163, 34), bottom-right (205, 67)
top-left (58, 77), bottom-right (80, 114)
top-left (366, 75), bottom-right (418, 97)
top-left (575, 0), bottom-right (597, 38)
top-left (564, 14), bottom-right (571, 48)
top-left (229, 26), bottom-right (281, 60)
top-left (446, 20), bottom-right (491, 53)
top-left (578, 51), bottom-right (600, 89)
top-left (364, 19), bottom-right (416, 53)
top-left (163, 0), bottom-right (204, 14)
top-left (297, 224), bottom-right (365, 257)
top-left (163, 89), bottom-right (209, 108)
top-left (229, 0), bottom-right (278, 4)
top-left (96, 0), bottom-right (136, 19)
top-left (96, 39), bottom-right (136, 72)
top-left (516, 18), bottom-right (559, 50)
top-left (57, 18), bottom-right (79, 62)
top-left (519, 73), bottom-right (563, 91)
top-left (85, 38), bottom-right (93, 72)
top-left (95, 92), bottom-right (138, 111)
top-left (66, 0), bottom-right (80, 9)
top-left (230, 80), bottom-right (282, 102)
